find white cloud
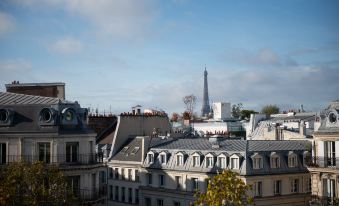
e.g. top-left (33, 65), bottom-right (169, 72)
top-left (0, 11), bottom-right (15, 36)
top-left (48, 37), bottom-right (84, 54)
top-left (12, 0), bottom-right (157, 40)
top-left (0, 59), bottom-right (32, 72)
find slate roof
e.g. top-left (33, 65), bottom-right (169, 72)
top-left (0, 92), bottom-right (69, 105)
top-left (111, 137), bottom-right (144, 162)
top-left (143, 137), bottom-right (310, 176)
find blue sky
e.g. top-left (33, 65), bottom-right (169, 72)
top-left (0, 0), bottom-right (339, 115)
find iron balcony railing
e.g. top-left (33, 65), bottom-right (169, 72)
top-left (309, 195), bottom-right (339, 206)
top-left (306, 156), bottom-right (339, 168)
top-left (0, 153), bottom-right (103, 165)
top-left (77, 187), bottom-right (107, 202)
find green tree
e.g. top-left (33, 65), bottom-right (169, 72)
top-left (0, 161), bottom-right (73, 206)
top-left (194, 170), bottom-right (253, 206)
top-left (240, 109), bottom-right (258, 120)
top-left (232, 103), bottom-right (243, 119)
top-left (261, 104), bottom-right (280, 116)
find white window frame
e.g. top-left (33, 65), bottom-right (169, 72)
top-left (147, 152), bottom-right (155, 164)
top-left (274, 180), bottom-right (281, 195)
top-left (290, 178), bottom-right (299, 193)
top-left (192, 153), bottom-right (201, 167)
top-left (254, 181), bottom-right (262, 197)
top-left (217, 154), bottom-right (227, 169)
top-left (176, 152), bottom-right (184, 166)
top-left (270, 153), bottom-right (280, 169)
top-left (205, 153), bottom-right (215, 168)
top-left (230, 154), bottom-right (240, 169)
top-left (288, 152), bottom-right (297, 168)
top-left (159, 152), bottom-right (167, 165)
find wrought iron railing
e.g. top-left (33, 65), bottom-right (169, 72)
top-left (0, 153), bottom-right (103, 165)
top-left (306, 156), bottom-right (339, 168)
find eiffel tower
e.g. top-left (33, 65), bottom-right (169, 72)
top-left (201, 67), bottom-right (211, 117)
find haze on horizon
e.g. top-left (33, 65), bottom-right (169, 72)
top-left (1, 0), bottom-right (339, 115)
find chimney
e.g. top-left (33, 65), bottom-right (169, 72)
top-left (300, 121), bottom-right (306, 136)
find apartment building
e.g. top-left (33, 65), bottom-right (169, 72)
top-left (308, 101), bottom-right (339, 206)
top-left (0, 92), bottom-right (106, 204)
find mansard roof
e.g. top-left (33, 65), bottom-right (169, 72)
top-left (0, 92), bottom-right (71, 105)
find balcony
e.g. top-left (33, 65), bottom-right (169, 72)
top-left (306, 156), bottom-right (339, 168)
top-left (1, 153), bottom-right (104, 166)
top-left (76, 187), bottom-right (107, 204)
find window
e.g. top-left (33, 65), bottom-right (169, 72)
top-left (131, 147), bottom-right (140, 154)
top-left (67, 176), bottom-right (80, 197)
top-left (135, 189), bottom-right (139, 204)
top-left (109, 168), bottom-right (113, 179)
top-left (66, 142), bottom-right (79, 163)
top-left (121, 187), bottom-right (125, 202)
top-left (325, 141), bottom-right (336, 167)
top-left (148, 153), bottom-right (154, 164)
top-left (206, 156), bottom-right (214, 168)
top-left (192, 178), bottom-right (199, 191)
top-left (175, 176), bottom-right (181, 189)
top-left (0, 143), bottom-right (6, 164)
top-left (218, 156), bottom-right (226, 168)
top-left (193, 155), bottom-right (200, 167)
top-left (176, 154), bottom-right (183, 166)
top-left (274, 180), bottom-right (281, 195)
top-left (160, 154), bottom-right (166, 164)
top-left (305, 178), bottom-right (311, 193)
top-left (231, 157), bottom-right (239, 169)
top-left (147, 173), bottom-right (152, 185)
top-left (254, 181), bottom-right (262, 197)
top-left (38, 142), bottom-right (51, 163)
top-left (145, 197), bottom-right (151, 206)
top-left (253, 157), bottom-right (263, 169)
top-left (115, 186), bottom-right (119, 200)
top-left (271, 156), bottom-right (280, 168)
top-left (109, 185), bottom-right (113, 200)
top-left (291, 179), bottom-right (299, 193)
top-left (114, 168), bottom-right (119, 179)
top-left (159, 174), bottom-right (165, 187)
top-left (323, 179), bottom-right (335, 201)
top-left (121, 147), bottom-right (129, 153)
top-left (288, 155), bottom-right (297, 168)
top-left (128, 188), bottom-right (132, 203)
top-left (121, 168), bottom-right (125, 180)
top-left (174, 201), bottom-right (181, 206)
top-left (135, 170), bottom-right (139, 182)
top-left (157, 199), bottom-right (164, 206)
top-left (128, 169), bottom-right (132, 181)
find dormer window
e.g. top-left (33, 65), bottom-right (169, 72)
top-left (288, 152), bottom-right (297, 168)
top-left (205, 153), bottom-right (215, 168)
top-left (147, 152), bottom-right (154, 164)
top-left (176, 152), bottom-right (185, 166)
top-left (159, 154), bottom-right (166, 164)
top-left (230, 154), bottom-right (240, 169)
top-left (270, 152), bottom-right (280, 168)
top-left (252, 153), bottom-right (263, 169)
top-left (217, 154), bottom-right (227, 169)
top-left (191, 152), bottom-right (202, 167)
top-left (193, 155), bottom-right (200, 167)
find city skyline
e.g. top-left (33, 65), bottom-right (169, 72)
top-left (1, 0), bottom-right (339, 114)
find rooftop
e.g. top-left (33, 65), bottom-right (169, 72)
top-left (5, 82), bottom-right (65, 88)
top-left (0, 92), bottom-right (70, 105)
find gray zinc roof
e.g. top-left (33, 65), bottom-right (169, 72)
top-left (0, 92), bottom-right (69, 105)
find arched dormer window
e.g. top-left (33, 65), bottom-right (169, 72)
top-left (176, 151), bottom-right (186, 166)
top-left (159, 151), bottom-right (169, 165)
top-left (217, 153), bottom-right (228, 169)
top-left (288, 151), bottom-right (298, 168)
top-left (147, 151), bottom-right (155, 164)
top-left (230, 153), bottom-right (241, 169)
top-left (192, 152), bottom-right (202, 167)
top-left (205, 152), bottom-right (216, 168)
top-left (270, 152), bottom-right (280, 169)
top-left (251, 153), bottom-right (263, 169)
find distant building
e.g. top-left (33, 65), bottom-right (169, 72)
top-left (308, 101), bottom-right (339, 206)
top-left (212, 102), bottom-right (231, 120)
top-left (109, 136), bottom-right (311, 206)
top-left (247, 112), bottom-right (316, 140)
top-left (201, 68), bottom-right (211, 117)
top-left (0, 92), bottom-right (106, 204)
top-left (5, 81), bottom-right (66, 100)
